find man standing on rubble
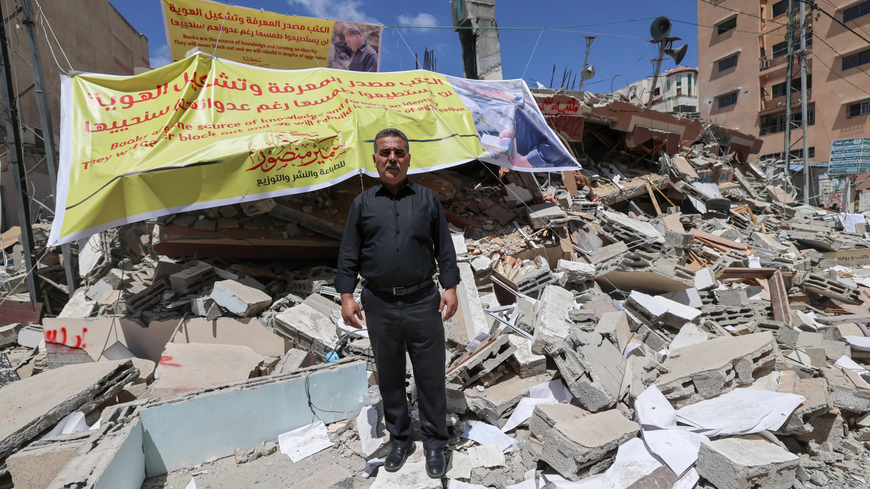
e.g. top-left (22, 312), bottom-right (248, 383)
top-left (337, 128), bottom-right (459, 479)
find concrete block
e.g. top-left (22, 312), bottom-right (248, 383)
top-left (823, 365), bottom-right (870, 412)
top-left (169, 263), bottom-right (216, 294)
top-left (593, 311), bottom-right (631, 354)
top-left (715, 287), bottom-right (749, 306)
top-left (515, 298), bottom-right (536, 335)
top-left (151, 343), bottom-right (264, 399)
top-left (531, 285), bottom-right (574, 355)
top-left (471, 255), bottom-right (493, 279)
top-left (529, 403), bottom-right (590, 440)
top-left (694, 266), bottom-right (718, 291)
top-left (458, 262), bottom-right (490, 340)
top-left (515, 266), bottom-right (556, 295)
top-left (126, 279), bottom-right (169, 313)
top-left (697, 435), bottom-right (799, 489)
top-left (589, 241), bottom-right (628, 277)
top-left (7, 433), bottom-right (89, 489)
top-left (447, 335), bottom-right (516, 388)
top-left (528, 203), bottom-right (567, 230)
top-left (273, 348), bottom-right (312, 375)
top-left (803, 273), bottom-right (862, 305)
top-left (548, 330), bottom-right (625, 412)
top-left (540, 409), bottom-right (639, 481)
top-left (700, 304), bottom-right (758, 328)
top-left (58, 289), bottom-right (97, 318)
top-left (661, 288), bottom-right (703, 308)
top-left (556, 259), bottom-right (595, 285)
top-left (508, 335), bottom-right (547, 378)
top-left (656, 332), bottom-right (776, 408)
top-left (0, 322), bottom-right (23, 347)
top-left (274, 303), bottom-right (340, 360)
top-left (779, 377), bottom-right (831, 435)
top-left (211, 280), bottom-right (272, 317)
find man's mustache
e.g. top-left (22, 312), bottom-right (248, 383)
top-left (384, 161), bottom-right (400, 169)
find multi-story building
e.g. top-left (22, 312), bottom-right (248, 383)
top-left (698, 0), bottom-right (870, 165)
top-left (0, 0), bottom-right (149, 228)
top-left (614, 66), bottom-right (701, 117)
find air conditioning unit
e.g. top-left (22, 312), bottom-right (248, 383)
top-left (760, 59), bottom-right (770, 69)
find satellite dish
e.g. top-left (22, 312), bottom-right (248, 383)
top-left (581, 65), bottom-right (595, 80)
top-left (650, 16), bottom-right (672, 41)
top-left (665, 44), bottom-right (688, 65)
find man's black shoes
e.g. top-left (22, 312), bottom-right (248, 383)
top-left (424, 448), bottom-right (447, 479)
top-left (383, 443), bottom-right (415, 472)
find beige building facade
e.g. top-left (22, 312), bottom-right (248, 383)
top-left (614, 66), bottom-right (701, 117)
top-left (0, 0), bottom-right (149, 228)
top-left (698, 0), bottom-right (870, 164)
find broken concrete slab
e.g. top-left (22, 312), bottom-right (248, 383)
top-left (151, 343), bottom-right (264, 399)
top-left (169, 263), bottom-right (216, 294)
top-left (548, 329), bottom-right (625, 412)
top-left (507, 335), bottom-right (547, 378)
top-left (778, 377), bottom-right (831, 436)
top-left (58, 288), bottom-right (97, 318)
top-left (822, 365), bottom-right (870, 412)
top-left (540, 409), bottom-right (640, 481)
top-left (0, 353), bottom-right (18, 388)
top-left (531, 285), bottom-right (574, 355)
top-left (556, 259), bottom-right (595, 285)
top-left (274, 303), bottom-right (340, 361)
top-left (466, 372), bottom-right (553, 425)
top-left (211, 280), bottom-right (272, 317)
top-left (0, 360), bottom-right (138, 461)
top-left (529, 403), bottom-right (590, 440)
top-left (0, 322), bottom-right (23, 348)
top-left (656, 332), bottom-right (777, 408)
top-left (447, 335), bottom-right (517, 388)
top-left (468, 443), bottom-right (506, 468)
top-left (7, 432), bottom-right (90, 489)
top-left (697, 435), bottom-right (799, 489)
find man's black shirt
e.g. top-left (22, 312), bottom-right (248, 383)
top-left (348, 41), bottom-right (378, 72)
top-left (335, 180), bottom-right (460, 294)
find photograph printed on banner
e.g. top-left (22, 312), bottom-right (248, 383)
top-left (328, 21), bottom-right (381, 72)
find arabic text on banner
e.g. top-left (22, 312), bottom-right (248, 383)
top-left (162, 0), bottom-right (382, 71)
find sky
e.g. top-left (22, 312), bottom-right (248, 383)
top-left (111, 0), bottom-right (700, 93)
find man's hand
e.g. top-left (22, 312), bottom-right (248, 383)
top-left (439, 286), bottom-right (458, 322)
top-left (341, 293), bottom-right (364, 329)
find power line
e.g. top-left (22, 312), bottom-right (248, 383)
top-left (387, 18), bottom-right (657, 31)
top-left (811, 51), bottom-right (870, 99)
top-left (805, 0), bottom-right (870, 46)
top-left (812, 34), bottom-right (870, 85)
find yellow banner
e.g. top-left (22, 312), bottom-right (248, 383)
top-left (50, 54), bottom-right (484, 246)
top-left (161, 0), bottom-right (382, 71)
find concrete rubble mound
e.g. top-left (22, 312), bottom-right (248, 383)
top-left (4, 103), bottom-right (870, 489)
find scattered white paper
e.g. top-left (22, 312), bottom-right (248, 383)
top-left (541, 438), bottom-right (664, 489)
top-left (40, 411), bottom-right (100, 440)
top-left (184, 478), bottom-right (197, 489)
top-left (462, 422), bottom-right (515, 452)
top-left (467, 443), bottom-right (505, 468)
top-left (361, 458), bottom-right (384, 478)
top-left (278, 420), bottom-right (333, 463)
top-left (529, 379), bottom-right (573, 402)
top-left (357, 405), bottom-right (388, 457)
top-left (635, 385), bottom-right (708, 475)
top-left (672, 468), bottom-right (700, 489)
top-left (845, 336), bottom-right (870, 352)
top-left (501, 397), bottom-right (558, 432)
top-left (676, 389), bottom-right (805, 437)
top-left (446, 451), bottom-right (473, 479)
top-left (836, 355), bottom-right (869, 374)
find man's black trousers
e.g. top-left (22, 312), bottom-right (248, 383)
top-left (361, 283), bottom-right (448, 451)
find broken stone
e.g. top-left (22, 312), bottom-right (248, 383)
top-left (531, 285), bottom-right (574, 355)
top-left (697, 435), bottom-right (799, 489)
top-left (169, 263), bottom-right (216, 294)
top-left (539, 409), bottom-right (639, 481)
top-left (447, 335), bottom-right (516, 388)
top-left (556, 259), bottom-right (595, 285)
top-left (547, 329), bottom-right (625, 412)
top-left (507, 335), bottom-right (547, 378)
top-left (151, 343), bottom-right (264, 399)
top-left (655, 332), bottom-right (776, 408)
top-left (6, 432), bottom-right (90, 489)
top-left (529, 402), bottom-right (590, 440)
top-left (211, 279), bottom-right (272, 317)
top-left (274, 303), bottom-right (340, 360)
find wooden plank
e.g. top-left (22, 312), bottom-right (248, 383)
top-left (769, 270), bottom-right (793, 325)
top-left (562, 171), bottom-right (578, 197)
top-left (689, 229), bottom-right (752, 252)
top-left (646, 184), bottom-right (662, 216)
top-left (0, 226), bottom-right (20, 250)
top-left (0, 300), bottom-right (42, 326)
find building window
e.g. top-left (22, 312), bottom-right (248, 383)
top-left (654, 87), bottom-right (661, 96)
top-left (771, 74), bottom-right (811, 98)
top-left (687, 73), bottom-right (692, 94)
top-left (761, 147), bottom-right (816, 160)
top-left (718, 92), bottom-right (738, 108)
top-left (849, 100), bottom-right (870, 117)
top-left (717, 17), bottom-right (737, 35)
top-left (676, 74), bottom-right (682, 95)
top-left (845, 1), bottom-right (870, 22)
top-left (718, 54), bottom-right (738, 71)
top-left (675, 104), bottom-right (697, 113)
top-left (843, 48), bottom-right (870, 70)
top-left (759, 107), bottom-right (815, 135)
top-left (772, 0), bottom-right (788, 18)
top-left (772, 41), bottom-right (788, 58)
top-left (667, 78), bottom-right (671, 90)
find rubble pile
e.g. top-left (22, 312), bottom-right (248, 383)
top-left (4, 140), bottom-right (870, 489)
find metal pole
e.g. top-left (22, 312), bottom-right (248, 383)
top-left (0, 1), bottom-right (40, 301)
top-left (647, 41), bottom-right (665, 110)
top-left (577, 36), bottom-right (596, 92)
top-left (783, 0), bottom-right (795, 192)
top-left (20, 0), bottom-right (75, 294)
top-left (799, 0), bottom-right (811, 205)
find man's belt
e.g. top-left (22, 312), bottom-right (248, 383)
top-left (365, 279), bottom-right (434, 296)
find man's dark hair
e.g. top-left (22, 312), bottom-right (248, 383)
top-left (346, 25), bottom-right (363, 38)
top-left (373, 128), bottom-right (410, 154)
